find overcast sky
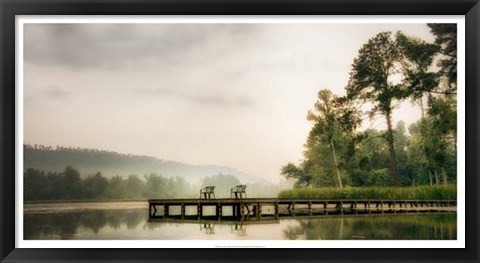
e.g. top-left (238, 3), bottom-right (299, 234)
top-left (23, 22), bottom-right (436, 182)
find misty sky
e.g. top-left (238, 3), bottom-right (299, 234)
top-left (23, 22), bottom-right (436, 182)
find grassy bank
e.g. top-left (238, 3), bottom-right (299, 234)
top-left (278, 185), bottom-right (456, 200)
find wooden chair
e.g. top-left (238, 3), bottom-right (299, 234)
top-left (200, 186), bottom-right (215, 199)
top-left (230, 185), bottom-right (247, 199)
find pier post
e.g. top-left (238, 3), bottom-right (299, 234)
top-left (235, 204), bottom-right (241, 217)
top-left (256, 202), bottom-right (262, 219)
top-left (164, 205), bottom-right (169, 217)
top-left (198, 205), bottom-right (203, 217)
top-left (239, 204), bottom-right (244, 216)
top-left (181, 203), bottom-right (185, 219)
top-left (216, 204), bottom-right (222, 217)
top-left (336, 201), bottom-right (343, 210)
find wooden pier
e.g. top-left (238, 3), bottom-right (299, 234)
top-left (148, 198), bottom-right (456, 219)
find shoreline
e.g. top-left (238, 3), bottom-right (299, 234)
top-left (24, 199), bottom-right (148, 204)
top-left (24, 201), bottom-right (149, 214)
top-left (24, 201), bottom-right (456, 214)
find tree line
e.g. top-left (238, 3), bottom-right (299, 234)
top-left (282, 24), bottom-right (456, 188)
top-left (24, 167), bottom-right (285, 201)
top-left (24, 144), bottom-right (263, 184)
top-left (24, 166), bottom-right (195, 201)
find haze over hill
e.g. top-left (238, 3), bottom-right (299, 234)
top-left (23, 144), bottom-right (271, 185)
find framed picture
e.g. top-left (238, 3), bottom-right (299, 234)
top-left (1, 0), bottom-right (479, 262)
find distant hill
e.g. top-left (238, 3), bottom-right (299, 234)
top-left (23, 144), bottom-right (270, 184)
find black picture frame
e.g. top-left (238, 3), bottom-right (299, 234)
top-left (1, 0), bottom-right (479, 262)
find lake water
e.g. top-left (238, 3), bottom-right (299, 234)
top-left (24, 202), bottom-right (457, 240)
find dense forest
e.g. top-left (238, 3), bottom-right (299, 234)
top-left (24, 144), bottom-right (267, 184)
top-left (281, 24), bottom-right (457, 188)
top-left (24, 167), bottom-right (284, 201)
top-left (24, 166), bottom-right (193, 201)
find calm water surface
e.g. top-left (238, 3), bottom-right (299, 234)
top-left (24, 202), bottom-right (457, 240)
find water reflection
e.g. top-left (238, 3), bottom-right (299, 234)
top-left (24, 208), bottom-right (456, 240)
top-left (24, 209), bottom-right (146, 239)
top-left (200, 223), bottom-right (215, 234)
top-left (283, 214), bottom-right (457, 240)
top-left (231, 224), bottom-right (247, 236)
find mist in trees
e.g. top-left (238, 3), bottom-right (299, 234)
top-left (282, 24), bottom-right (457, 188)
top-left (23, 144), bottom-right (265, 185)
top-left (24, 167), bottom-right (197, 201)
top-left (199, 173), bottom-right (291, 198)
top-left (24, 167), bottom-right (288, 201)
top-left (201, 174), bottom-right (240, 197)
